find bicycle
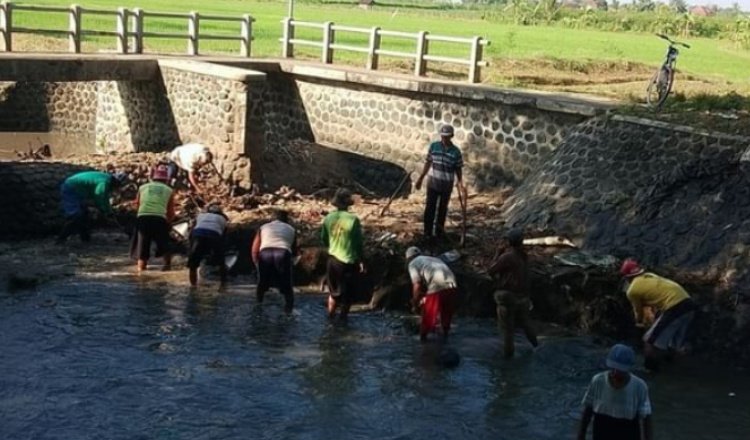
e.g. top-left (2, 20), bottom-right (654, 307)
top-left (646, 34), bottom-right (690, 109)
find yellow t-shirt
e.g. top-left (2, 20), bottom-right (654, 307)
top-left (626, 272), bottom-right (690, 322)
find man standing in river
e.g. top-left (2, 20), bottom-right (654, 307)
top-left (488, 228), bottom-right (538, 358)
top-left (620, 258), bottom-right (696, 371)
top-left (252, 209), bottom-right (298, 314)
top-left (577, 344), bottom-right (653, 440)
top-left (321, 188), bottom-right (365, 320)
top-left (415, 125), bottom-right (465, 240)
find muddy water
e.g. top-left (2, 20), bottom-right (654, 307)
top-left (1, 261), bottom-right (750, 439)
top-left (0, 132), bottom-right (94, 159)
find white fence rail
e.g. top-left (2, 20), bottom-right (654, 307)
top-left (280, 18), bottom-right (490, 83)
top-left (0, 1), bottom-right (255, 56)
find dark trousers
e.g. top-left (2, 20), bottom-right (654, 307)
top-left (131, 215), bottom-right (170, 261)
top-left (424, 187), bottom-right (451, 237)
top-left (257, 248), bottom-right (294, 312)
top-left (57, 213), bottom-right (91, 243)
top-left (494, 290), bottom-right (538, 358)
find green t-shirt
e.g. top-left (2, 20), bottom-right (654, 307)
top-left (137, 181), bottom-right (173, 218)
top-left (321, 209), bottom-right (363, 264)
top-left (64, 171), bottom-right (114, 214)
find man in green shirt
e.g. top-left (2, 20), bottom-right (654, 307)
top-left (132, 165), bottom-right (175, 272)
top-left (321, 188), bottom-right (365, 320)
top-left (57, 170), bottom-right (127, 244)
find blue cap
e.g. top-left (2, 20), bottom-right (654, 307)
top-left (606, 344), bottom-right (635, 372)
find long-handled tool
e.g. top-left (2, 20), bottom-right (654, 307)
top-left (380, 169), bottom-right (413, 217)
top-left (456, 184), bottom-right (467, 247)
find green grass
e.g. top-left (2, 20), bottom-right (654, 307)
top-left (7, 1), bottom-right (750, 86)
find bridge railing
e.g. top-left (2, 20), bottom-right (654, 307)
top-left (280, 18), bottom-right (490, 83)
top-left (0, 1), bottom-right (254, 56)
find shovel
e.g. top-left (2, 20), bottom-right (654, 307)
top-left (456, 184), bottom-right (468, 247)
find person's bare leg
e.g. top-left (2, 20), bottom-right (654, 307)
top-left (162, 254), bottom-right (172, 271)
top-left (137, 259), bottom-right (147, 272)
top-left (497, 304), bottom-right (515, 358)
top-left (189, 267), bottom-right (198, 286)
top-left (327, 295), bottom-right (337, 319)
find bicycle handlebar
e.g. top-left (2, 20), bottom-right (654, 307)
top-left (656, 33), bottom-right (690, 49)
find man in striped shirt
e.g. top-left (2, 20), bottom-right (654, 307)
top-left (415, 125), bottom-right (465, 239)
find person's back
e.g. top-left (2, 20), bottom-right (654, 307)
top-left (64, 171), bottom-right (112, 210)
top-left (137, 181), bottom-right (173, 218)
top-left (408, 255), bottom-right (457, 294)
top-left (170, 143), bottom-right (210, 171)
top-left (626, 272), bottom-right (690, 312)
top-left (322, 209), bottom-right (362, 264)
top-left (491, 247), bottom-right (528, 293)
top-left (259, 220), bottom-right (295, 252)
top-left (194, 212), bottom-right (227, 237)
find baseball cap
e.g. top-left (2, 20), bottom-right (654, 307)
top-left (606, 344), bottom-right (636, 372)
top-left (439, 125), bottom-right (454, 137)
top-left (405, 246), bottom-right (422, 260)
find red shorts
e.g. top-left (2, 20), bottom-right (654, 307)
top-left (420, 288), bottom-right (458, 337)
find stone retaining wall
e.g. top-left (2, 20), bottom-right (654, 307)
top-left (251, 74), bottom-right (585, 190)
top-left (0, 81), bottom-right (97, 139)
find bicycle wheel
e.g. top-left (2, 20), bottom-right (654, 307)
top-left (646, 67), bottom-right (673, 108)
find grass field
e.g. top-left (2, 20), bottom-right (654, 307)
top-left (6, 0), bottom-right (750, 133)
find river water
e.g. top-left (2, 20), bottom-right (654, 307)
top-left (2, 264), bottom-right (750, 439)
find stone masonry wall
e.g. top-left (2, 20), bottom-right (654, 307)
top-left (252, 74), bottom-right (585, 190)
top-left (0, 81), bottom-right (96, 141)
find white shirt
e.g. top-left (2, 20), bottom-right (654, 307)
top-left (259, 220), bottom-right (296, 252)
top-left (408, 255), bottom-right (457, 294)
top-left (194, 212), bottom-right (227, 235)
top-left (170, 143), bottom-right (211, 172)
top-left (582, 372), bottom-right (652, 420)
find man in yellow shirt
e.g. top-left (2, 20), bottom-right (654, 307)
top-left (620, 259), bottom-right (696, 371)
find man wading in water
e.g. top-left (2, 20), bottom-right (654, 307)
top-left (252, 210), bottom-right (298, 314)
top-left (578, 344), bottom-right (653, 440)
top-left (415, 125), bottom-right (465, 240)
top-left (131, 165), bottom-right (175, 272)
top-left (321, 188), bottom-right (365, 320)
top-left (488, 228), bottom-right (538, 358)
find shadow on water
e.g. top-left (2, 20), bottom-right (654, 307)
top-left (1, 275), bottom-right (750, 439)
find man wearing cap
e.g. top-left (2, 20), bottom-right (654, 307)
top-left (252, 209), bottom-right (298, 314)
top-left (56, 170), bottom-right (127, 244)
top-left (488, 228), bottom-right (538, 358)
top-left (188, 203), bottom-right (229, 288)
top-left (578, 344), bottom-right (653, 440)
top-left (166, 143), bottom-right (214, 193)
top-left (321, 188), bottom-right (365, 320)
top-left (620, 258), bottom-right (696, 370)
top-left (415, 125), bottom-right (465, 239)
top-left (406, 246), bottom-right (459, 342)
top-left (132, 165), bottom-right (175, 272)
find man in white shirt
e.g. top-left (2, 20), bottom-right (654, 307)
top-left (406, 246), bottom-right (459, 342)
top-left (578, 344), bottom-right (653, 440)
top-left (252, 210), bottom-right (298, 314)
top-left (188, 204), bottom-right (228, 288)
top-left (167, 143), bottom-right (214, 193)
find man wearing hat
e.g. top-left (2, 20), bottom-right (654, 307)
top-left (578, 344), bottom-right (653, 440)
top-left (415, 124), bottom-right (465, 239)
top-left (488, 228), bottom-right (538, 358)
top-left (321, 188), bottom-right (365, 320)
top-left (405, 246), bottom-right (459, 342)
top-left (620, 258), bottom-right (696, 371)
top-left (56, 170), bottom-right (127, 244)
top-left (132, 165), bottom-right (175, 272)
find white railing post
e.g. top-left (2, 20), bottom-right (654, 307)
top-left (468, 36), bottom-right (483, 83)
top-left (0, 1), bottom-right (13, 52)
top-left (240, 14), bottom-right (253, 57)
top-left (281, 17), bottom-right (294, 58)
top-left (414, 30), bottom-right (428, 77)
top-left (188, 11), bottom-right (199, 55)
top-left (322, 21), bottom-right (333, 63)
top-left (116, 7), bottom-right (129, 54)
top-left (131, 8), bottom-right (144, 54)
top-left (68, 4), bottom-right (81, 53)
top-left (367, 26), bottom-right (381, 70)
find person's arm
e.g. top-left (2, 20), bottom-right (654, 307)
top-left (642, 415), bottom-right (653, 440)
top-left (187, 171), bottom-right (202, 193)
top-left (134, 190), bottom-right (141, 211)
top-left (411, 282), bottom-right (424, 311)
top-left (320, 219), bottom-right (329, 247)
top-left (488, 254), bottom-right (510, 277)
top-left (165, 192), bottom-right (176, 223)
top-left (251, 230), bottom-right (262, 266)
top-left (577, 405), bottom-right (593, 440)
top-left (627, 289), bottom-right (646, 325)
top-left (95, 182), bottom-right (112, 214)
top-left (292, 234), bottom-right (300, 257)
top-left (415, 159), bottom-right (431, 191)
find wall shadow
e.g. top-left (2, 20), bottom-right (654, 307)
top-left (0, 82), bottom-right (51, 132)
top-left (118, 72), bottom-right (181, 152)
